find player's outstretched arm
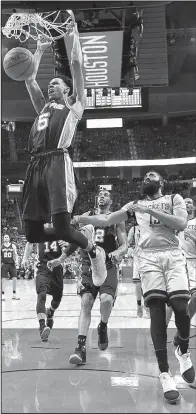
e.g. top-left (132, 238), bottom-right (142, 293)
top-left (74, 209), bottom-right (129, 228)
top-left (25, 35), bottom-right (51, 114)
top-left (47, 243), bottom-right (78, 270)
top-left (69, 24), bottom-right (85, 108)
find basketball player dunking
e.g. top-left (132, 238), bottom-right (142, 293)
top-left (73, 170), bottom-right (195, 404)
top-left (22, 23), bottom-right (106, 286)
top-left (47, 189), bottom-right (127, 364)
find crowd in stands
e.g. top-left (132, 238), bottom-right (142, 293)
top-left (1, 116), bottom-right (196, 162)
top-left (76, 128), bottom-right (130, 161)
top-left (132, 117), bottom-right (196, 159)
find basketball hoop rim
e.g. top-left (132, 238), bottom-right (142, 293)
top-left (2, 10), bottom-right (75, 43)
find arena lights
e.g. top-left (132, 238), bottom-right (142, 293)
top-left (86, 118), bottom-right (123, 128)
top-left (73, 156), bottom-right (196, 168)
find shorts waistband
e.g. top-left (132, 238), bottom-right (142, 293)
top-left (31, 148), bottom-right (68, 159)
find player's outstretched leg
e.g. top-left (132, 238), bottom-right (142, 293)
top-left (98, 293), bottom-right (113, 350)
top-left (69, 292), bottom-right (95, 365)
top-left (36, 292), bottom-right (50, 342)
top-left (46, 294), bottom-right (62, 330)
top-left (25, 216), bottom-right (107, 287)
top-left (170, 297), bottom-right (195, 384)
top-left (148, 298), bottom-right (181, 405)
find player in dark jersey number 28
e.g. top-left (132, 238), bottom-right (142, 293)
top-left (22, 24), bottom-right (107, 288)
top-left (48, 190), bottom-right (128, 364)
top-left (22, 224), bottom-right (65, 341)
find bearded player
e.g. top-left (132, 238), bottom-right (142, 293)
top-left (1, 234), bottom-right (20, 300)
top-left (48, 189), bottom-right (127, 364)
top-left (22, 22), bottom-right (106, 288)
top-left (74, 171), bottom-right (195, 404)
top-left (22, 224), bottom-right (66, 341)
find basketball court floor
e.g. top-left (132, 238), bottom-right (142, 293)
top-left (2, 279), bottom-right (196, 413)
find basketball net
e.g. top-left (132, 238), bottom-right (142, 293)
top-left (2, 10), bottom-right (75, 43)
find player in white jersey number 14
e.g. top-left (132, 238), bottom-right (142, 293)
top-left (74, 170), bottom-right (195, 405)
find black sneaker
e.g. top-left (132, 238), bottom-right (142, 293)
top-left (173, 332), bottom-right (180, 347)
top-left (40, 326), bottom-right (50, 342)
top-left (69, 345), bottom-right (86, 365)
top-left (46, 308), bottom-right (54, 329)
top-left (98, 323), bottom-right (108, 351)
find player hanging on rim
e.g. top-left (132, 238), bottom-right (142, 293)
top-left (72, 170), bottom-right (195, 404)
top-left (21, 22), bottom-right (107, 287)
top-left (1, 234), bottom-right (20, 300)
top-left (22, 224), bottom-right (66, 341)
top-left (47, 189), bottom-right (128, 364)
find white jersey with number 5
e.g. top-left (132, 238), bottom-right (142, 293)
top-left (122, 194), bottom-right (187, 250)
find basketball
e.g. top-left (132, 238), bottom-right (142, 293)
top-left (3, 47), bottom-right (35, 81)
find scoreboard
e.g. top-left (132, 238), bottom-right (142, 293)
top-left (85, 87), bottom-right (142, 109)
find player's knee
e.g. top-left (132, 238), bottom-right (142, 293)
top-left (170, 297), bottom-right (189, 315)
top-left (81, 293), bottom-right (94, 313)
top-left (37, 292), bottom-right (47, 303)
top-left (100, 293), bottom-right (113, 307)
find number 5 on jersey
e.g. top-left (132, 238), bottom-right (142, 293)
top-left (37, 112), bottom-right (50, 131)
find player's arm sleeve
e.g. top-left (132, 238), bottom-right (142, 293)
top-left (116, 222), bottom-right (128, 256)
top-left (78, 209), bottom-right (128, 227)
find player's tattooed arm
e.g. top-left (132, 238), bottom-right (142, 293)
top-left (25, 35), bottom-right (51, 113)
top-left (69, 23), bottom-right (85, 107)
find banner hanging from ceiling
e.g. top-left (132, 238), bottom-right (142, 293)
top-left (64, 31), bottom-right (123, 88)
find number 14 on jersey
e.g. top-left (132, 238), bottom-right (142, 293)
top-left (44, 241), bottom-right (58, 253)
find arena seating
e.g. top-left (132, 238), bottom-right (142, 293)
top-left (132, 117), bottom-right (196, 159)
top-left (1, 116), bottom-right (196, 161)
top-left (76, 128), bottom-right (131, 161)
